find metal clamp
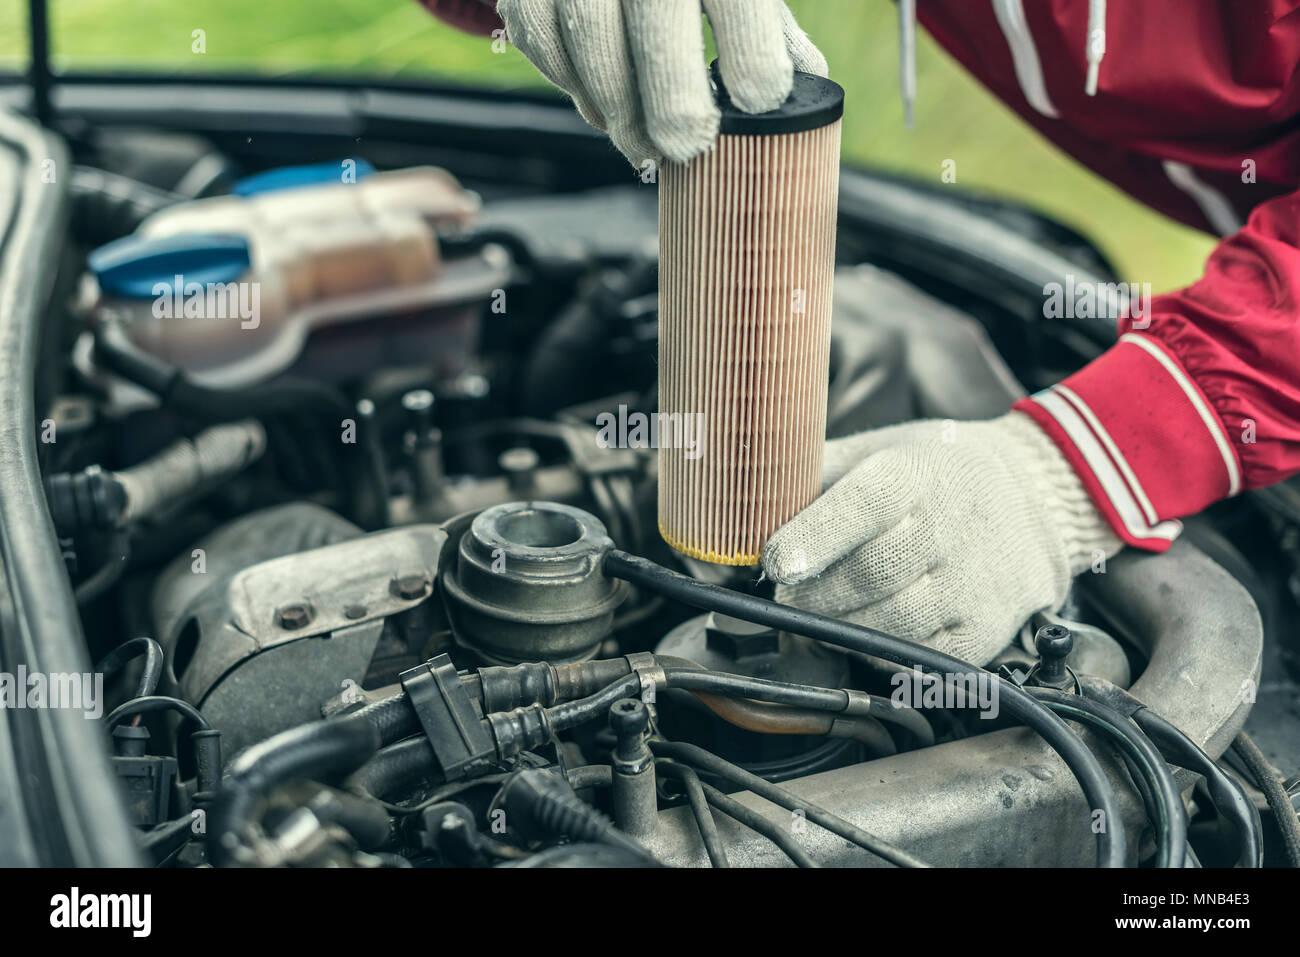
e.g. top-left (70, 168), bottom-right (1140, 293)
top-left (623, 652), bottom-right (667, 701)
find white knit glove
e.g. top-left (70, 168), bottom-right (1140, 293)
top-left (496, 0), bottom-right (827, 165)
top-left (761, 413), bottom-right (1123, 666)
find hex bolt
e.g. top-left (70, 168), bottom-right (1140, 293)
top-left (277, 603), bottom-right (313, 630)
top-left (1031, 623), bottom-right (1075, 689)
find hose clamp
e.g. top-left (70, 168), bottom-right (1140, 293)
top-left (623, 652), bottom-right (666, 702)
top-left (842, 690), bottom-right (873, 716)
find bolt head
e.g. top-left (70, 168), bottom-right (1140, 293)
top-left (1034, 624), bottom-right (1074, 661)
top-left (277, 603), bottom-right (313, 630)
top-left (609, 697), bottom-right (649, 737)
top-left (393, 575), bottom-right (428, 601)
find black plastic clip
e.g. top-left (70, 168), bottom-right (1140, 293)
top-left (399, 654), bottom-right (496, 780)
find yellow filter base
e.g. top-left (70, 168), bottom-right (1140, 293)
top-left (657, 522), bottom-right (761, 567)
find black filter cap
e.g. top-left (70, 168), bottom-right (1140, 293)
top-left (711, 61), bottom-right (844, 136)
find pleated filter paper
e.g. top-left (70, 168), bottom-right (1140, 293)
top-left (658, 70), bottom-right (844, 566)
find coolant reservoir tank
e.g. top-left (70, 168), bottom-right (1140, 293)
top-left (85, 167), bottom-right (502, 392)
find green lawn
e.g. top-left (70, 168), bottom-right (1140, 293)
top-left (0, 0), bottom-right (1215, 291)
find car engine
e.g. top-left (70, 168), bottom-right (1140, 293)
top-left (2, 95), bottom-right (1297, 871)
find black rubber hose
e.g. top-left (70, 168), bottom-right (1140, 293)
top-left (96, 320), bottom-right (354, 422)
top-left (93, 321), bottom-right (386, 528)
top-left (651, 739), bottom-right (930, 868)
top-left (104, 694), bottom-right (209, 731)
top-left (74, 528), bottom-right (132, 606)
top-left (696, 778), bottom-right (817, 867)
top-left (565, 764), bottom-right (615, 791)
top-left (353, 692), bottom-right (421, 746)
top-left (606, 549), bottom-right (1125, 868)
top-left (209, 714), bottom-right (381, 866)
top-left (308, 786), bottom-right (393, 851)
top-left (349, 735), bottom-right (437, 800)
top-left (69, 166), bottom-right (181, 244)
top-left (1028, 687), bottom-right (1186, 869)
top-left (1232, 732), bottom-right (1300, 868)
top-left (94, 636), bottom-right (164, 700)
top-left (1080, 678), bottom-right (1262, 869)
top-left (547, 673), bottom-right (643, 731)
top-left (657, 761), bottom-right (729, 867)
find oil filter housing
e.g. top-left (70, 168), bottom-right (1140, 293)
top-left (658, 68), bottom-right (844, 565)
top-left (440, 501), bottom-right (627, 664)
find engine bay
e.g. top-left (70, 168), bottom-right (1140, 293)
top-left (2, 88), bottom-right (1298, 871)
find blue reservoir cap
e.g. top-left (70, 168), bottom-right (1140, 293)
top-left (232, 158), bottom-right (375, 196)
top-left (88, 233), bottom-right (252, 299)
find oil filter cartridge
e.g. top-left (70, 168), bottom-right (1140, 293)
top-left (658, 68), bottom-right (843, 565)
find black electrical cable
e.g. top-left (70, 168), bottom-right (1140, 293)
top-left (1133, 710), bottom-right (1261, 868)
top-left (94, 636), bottom-right (164, 700)
top-left (651, 739), bottom-right (929, 868)
top-left (1028, 687), bottom-right (1186, 868)
top-left (1232, 731), bottom-right (1300, 868)
top-left (104, 694), bottom-right (210, 731)
top-left (696, 778), bottom-right (817, 867)
top-left (1079, 678), bottom-right (1262, 869)
top-left (605, 549), bottom-right (1125, 867)
top-left (661, 665), bottom-right (852, 712)
top-left (1113, 747), bottom-right (1162, 861)
top-left (658, 664), bottom-right (934, 747)
top-left (657, 761), bottom-right (729, 868)
top-left (74, 529), bottom-right (131, 606)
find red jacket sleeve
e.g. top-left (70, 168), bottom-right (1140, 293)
top-left (1014, 186), bottom-right (1300, 550)
top-left (416, 0), bottom-right (501, 35)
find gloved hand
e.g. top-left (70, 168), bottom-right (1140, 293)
top-left (496, 0), bottom-right (827, 166)
top-left (761, 412), bottom-right (1123, 666)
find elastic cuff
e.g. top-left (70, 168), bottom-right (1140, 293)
top-left (1001, 412), bottom-right (1121, 572)
top-left (1012, 333), bottom-right (1242, 552)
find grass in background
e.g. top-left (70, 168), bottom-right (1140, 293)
top-left (0, 0), bottom-right (1215, 290)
